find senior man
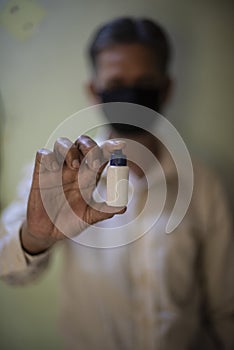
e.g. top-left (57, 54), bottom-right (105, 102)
top-left (1, 17), bottom-right (234, 350)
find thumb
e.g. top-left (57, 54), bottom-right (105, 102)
top-left (87, 201), bottom-right (127, 224)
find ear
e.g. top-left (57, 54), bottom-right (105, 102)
top-left (161, 76), bottom-right (174, 107)
top-left (84, 80), bottom-right (101, 105)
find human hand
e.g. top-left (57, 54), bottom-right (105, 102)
top-left (21, 135), bottom-right (126, 254)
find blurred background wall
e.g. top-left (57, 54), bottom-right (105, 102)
top-left (0, 0), bottom-right (233, 349)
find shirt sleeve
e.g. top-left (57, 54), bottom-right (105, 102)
top-left (199, 167), bottom-right (234, 348)
top-left (0, 163), bottom-right (51, 285)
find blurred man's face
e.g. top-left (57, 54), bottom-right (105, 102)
top-left (91, 43), bottom-right (169, 99)
top-left (87, 43), bottom-right (171, 135)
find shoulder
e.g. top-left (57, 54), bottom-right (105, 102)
top-left (192, 158), bottom-right (226, 199)
top-left (189, 158), bottom-right (231, 233)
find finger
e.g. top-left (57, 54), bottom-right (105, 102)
top-left (34, 148), bottom-right (60, 173)
top-left (86, 201), bottom-right (127, 224)
top-left (100, 139), bottom-right (126, 161)
top-left (75, 135), bottom-right (102, 170)
top-left (53, 137), bottom-right (80, 169)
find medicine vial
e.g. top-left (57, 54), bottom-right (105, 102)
top-left (106, 149), bottom-right (129, 207)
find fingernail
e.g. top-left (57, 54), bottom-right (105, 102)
top-left (109, 140), bottom-right (126, 147)
top-left (52, 161), bottom-right (59, 171)
top-left (72, 159), bottom-right (79, 168)
top-left (92, 159), bottom-right (101, 169)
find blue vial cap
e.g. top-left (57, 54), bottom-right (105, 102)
top-left (110, 149), bottom-right (127, 166)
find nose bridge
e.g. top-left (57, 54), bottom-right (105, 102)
top-left (124, 74), bottom-right (139, 86)
top-left (107, 62), bottom-right (141, 86)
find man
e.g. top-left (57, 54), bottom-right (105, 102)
top-left (1, 17), bottom-right (234, 350)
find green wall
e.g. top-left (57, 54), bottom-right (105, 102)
top-left (0, 0), bottom-right (233, 348)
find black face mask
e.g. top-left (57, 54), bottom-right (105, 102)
top-left (98, 86), bottom-right (162, 135)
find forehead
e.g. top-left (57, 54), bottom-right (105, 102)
top-left (95, 43), bottom-right (161, 77)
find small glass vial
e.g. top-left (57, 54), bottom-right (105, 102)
top-left (106, 149), bottom-right (129, 207)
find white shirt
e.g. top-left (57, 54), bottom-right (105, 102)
top-left (0, 152), bottom-right (234, 350)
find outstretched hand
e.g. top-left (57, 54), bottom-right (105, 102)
top-left (21, 135), bottom-right (126, 254)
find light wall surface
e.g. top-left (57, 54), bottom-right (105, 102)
top-left (0, 0), bottom-right (233, 349)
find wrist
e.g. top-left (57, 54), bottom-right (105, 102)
top-left (20, 221), bottom-right (55, 255)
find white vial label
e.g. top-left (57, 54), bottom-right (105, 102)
top-left (106, 166), bottom-right (129, 206)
